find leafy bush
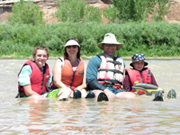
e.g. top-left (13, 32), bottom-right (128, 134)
top-left (55, 0), bottom-right (101, 23)
top-left (107, 0), bottom-right (156, 22)
top-left (0, 22), bottom-right (180, 58)
top-left (8, 0), bottom-right (44, 25)
top-left (103, 5), bottom-right (117, 22)
top-left (153, 0), bottom-right (171, 21)
top-left (104, 0), bottom-right (171, 23)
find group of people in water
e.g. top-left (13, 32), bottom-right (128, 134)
top-left (16, 33), bottom-right (177, 101)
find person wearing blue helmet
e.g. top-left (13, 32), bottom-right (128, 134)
top-left (123, 53), bottom-right (158, 94)
top-left (124, 53), bottom-right (177, 100)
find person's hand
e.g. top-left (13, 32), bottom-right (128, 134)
top-left (29, 94), bottom-right (45, 100)
top-left (104, 88), bottom-right (116, 98)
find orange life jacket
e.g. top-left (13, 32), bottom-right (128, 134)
top-left (18, 60), bottom-right (50, 96)
top-left (51, 58), bottom-right (85, 91)
top-left (125, 68), bottom-right (152, 87)
top-left (97, 53), bottom-right (124, 89)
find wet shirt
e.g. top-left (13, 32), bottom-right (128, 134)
top-left (18, 65), bottom-right (51, 87)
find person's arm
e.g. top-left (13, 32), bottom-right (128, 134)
top-left (86, 56), bottom-right (106, 91)
top-left (18, 65), bottom-right (40, 96)
top-left (23, 85), bottom-right (41, 96)
top-left (52, 58), bottom-right (69, 89)
top-left (151, 72), bottom-right (159, 87)
top-left (75, 62), bottom-right (87, 91)
top-left (123, 74), bottom-right (132, 92)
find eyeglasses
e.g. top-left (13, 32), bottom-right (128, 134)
top-left (67, 45), bottom-right (78, 49)
top-left (104, 44), bottom-right (116, 47)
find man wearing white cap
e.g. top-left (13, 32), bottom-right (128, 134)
top-left (86, 33), bottom-right (136, 101)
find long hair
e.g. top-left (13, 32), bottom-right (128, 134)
top-left (64, 38), bottom-right (81, 59)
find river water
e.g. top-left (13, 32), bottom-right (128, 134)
top-left (0, 59), bottom-right (180, 134)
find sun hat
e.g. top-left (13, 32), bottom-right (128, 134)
top-left (64, 39), bottom-right (80, 48)
top-left (97, 33), bottom-right (123, 50)
top-left (130, 53), bottom-right (148, 67)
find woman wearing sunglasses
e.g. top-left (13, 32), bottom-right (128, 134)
top-left (50, 38), bottom-right (87, 101)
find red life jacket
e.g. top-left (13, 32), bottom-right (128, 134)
top-left (125, 68), bottom-right (152, 87)
top-left (51, 58), bottom-right (85, 91)
top-left (97, 53), bottom-right (124, 89)
top-left (18, 60), bottom-right (50, 95)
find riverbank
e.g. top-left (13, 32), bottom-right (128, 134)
top-left (1, 55), bottom-right (180, 60)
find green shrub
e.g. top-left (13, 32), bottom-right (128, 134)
top-left (109, 0), bottom-right (156, 22)
top-left (8, 0), bottom-right (44, 25)
top-left (153, 0), bottom-right (171, 21)
top-left (104, 0), bottom-right (171, 23)
top-left (0, 22), bottom-right (180, 58)
top-left (103, 6), bottom-right (117, 22)
top-left (55, 0), bottom-right (101, 23)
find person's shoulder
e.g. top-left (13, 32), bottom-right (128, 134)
top-left (116, 55), bottom-right (123, 59)
top-left (90, 55), bottom-right (101, 61)
top-left (20, 65), bottom-right (32, 74)
top-left (23, 64), bottom-right (31, 68)
top-left (55, 57), bottom-right (64, 64)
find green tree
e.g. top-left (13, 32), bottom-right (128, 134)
top-left (9, 0), bottom-right (44, 25)
top-left (55, 0), bottom-right (101, 23)
top-left (153, 0), bottom-right (171, 21)
top-left (104, 0), bottom-right (170, 23)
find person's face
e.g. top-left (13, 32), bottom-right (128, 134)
top-left (132, 61), bottom-right (145, 71)
top-left (66, 45), bottom-right (78, 57)
top-left (33, 49), bottom-right (48, 68)
top-left (103, 44), bottom-right (117, 58)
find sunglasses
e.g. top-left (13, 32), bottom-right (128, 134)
top-left (67, 45), bottom-right (78, 49)
top-left (104, 44), bottom-right (116, 47)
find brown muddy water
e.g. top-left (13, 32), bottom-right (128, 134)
top-left (0, 59), bottom-right (180, 134)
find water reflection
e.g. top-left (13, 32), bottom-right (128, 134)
top-left (0, 60), bottom-right (180, 134)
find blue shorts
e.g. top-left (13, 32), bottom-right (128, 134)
top-left (106, 87), bottom-right (126, 94)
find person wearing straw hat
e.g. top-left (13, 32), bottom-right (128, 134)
top-left (86, 33), bottom-right (136, 101)
top-left (50, 38), bottom-right (87, 101)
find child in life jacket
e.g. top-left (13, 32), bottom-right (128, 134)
top-left (17, 45), bottom-right (51, 100)
top-left (123, 53), bottom-right (158, 94)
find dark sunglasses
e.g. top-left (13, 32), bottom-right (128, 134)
top-left (67, 45), bottom-right (78, 49)
top-left (104, 44), bottom-right (116, 47)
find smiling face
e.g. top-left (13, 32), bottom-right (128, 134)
top-left (65, 45), bottom-right (79, 57)
top-left (132, 61), bottom-right (145, 71)
top-left (33, 49), bottom-right (48, 68)
top-left (103, 44), bottom-right (117, 58)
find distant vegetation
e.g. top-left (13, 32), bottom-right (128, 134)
top-left (103, 0), bottom-right (171, 22)
top-left (8, 0), bottom-right (44, 25)
top-left (0, 0), bottom-right (179, 59)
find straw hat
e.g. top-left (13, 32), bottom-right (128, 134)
top-left (97, 33), bottom-right (123, 50)
top-left (64, 40), bottom-right (80, 48)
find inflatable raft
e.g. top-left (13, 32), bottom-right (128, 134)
top-left (132, 83), bottom-right (164, 95)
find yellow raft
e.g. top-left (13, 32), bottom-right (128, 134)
top-left (132, 83), bottom-right (164, 95)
